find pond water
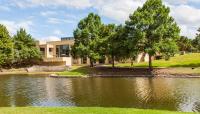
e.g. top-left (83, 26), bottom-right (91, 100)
top-left (0, 75), bottom-right (200, 112)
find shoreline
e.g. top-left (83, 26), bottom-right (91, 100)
top-left (1, 67), bottom-right (200, 78)
top-left (49, 74), bottom-right (200, 78)
top-left (1, 72), bottom-right (199, 78)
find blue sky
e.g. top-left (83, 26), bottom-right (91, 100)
top-left (0, 0), bottom-right (200, 42)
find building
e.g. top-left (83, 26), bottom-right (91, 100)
top-left (38, 37), bottom-right (75, 66)
top-left (38, 37), bottom-right (151, 66)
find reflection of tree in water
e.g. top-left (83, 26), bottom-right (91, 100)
top-left (70, 78), bottom-right (139, 107)
top-left (0, 75), bottom-right (43, 106)
top-left (0, 76), bottom-right (13, 106)
top-left (127, 78), bottom-right (179, 111)
top-left (174, 78), bottom-right (200, 112)
top-left (1, 76), bottom-right (200, 112)
top-left (70, 77), bottom-right (179, 110)
top-left (193, 102), bottom-right (200, 112)
top-left (0, 75), bottom-right (75, 107)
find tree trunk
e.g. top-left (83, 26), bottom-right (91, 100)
top-left (148, 55), bottom-right (153, 71)
top-left (131, 57), bottom-right (135, 68)
top-left (90, 58), bottom-right (94, 67)
top-left (111, 54), bottom-right (115, 68)
top-left (131, 61), bottom-right (133, 67)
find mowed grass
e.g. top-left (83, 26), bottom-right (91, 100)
top-left (56, 66), bottom-right (90, 77)
top-left (56, 53), bottom-right (200, 76)
top-left (0, 107), bottom-right (194, 114)
top-left (117, 53), bottom-right (200, 68)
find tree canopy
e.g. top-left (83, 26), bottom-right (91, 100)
top-left (193, 28), bottom-right (200, 52)
top-left (0, 24), bottom-right (13, 67)
top-left (103, 24), bottom-right (127, 67)
top-left (72, 13), bottom-right (103, 67)
top-left (125, 0), bottom-right (180, 70)
top-left (13, 28), bottom-right (41, 66)
top-left (177, 36), bottom-right (193, 52)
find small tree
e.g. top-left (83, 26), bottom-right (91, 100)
top-left (177, 36), bottom-right (193, 52)
top-left (125, 0), bottom-right (180, 70)
top-left (13, 28), bottom-right (41, 66)
top-left (193, 28), bottom-right (200, 52)
top-left (73, 13), bottom-right (102, 67)
top-left (0, 24), bottom-right (13, 68)
top-left (160, 40), bottom-right (178, 60)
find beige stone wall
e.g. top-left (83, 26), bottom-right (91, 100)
top-left (38, 40), bottom-right (74, 66)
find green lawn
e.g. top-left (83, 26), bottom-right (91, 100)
top-left (117, 53), bottom-right (200, 68)
top-left (55, 53), bottom-right (200, 76)
top-left (56, 66), bottom-right (90, 77)
top-left (0, 107), bottom-right (194, 114)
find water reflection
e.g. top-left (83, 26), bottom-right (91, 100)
top-left (0, 75), bottom-right (200, 112)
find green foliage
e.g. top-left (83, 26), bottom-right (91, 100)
top-left (125, 0), bottom-right (180, 69)
top-left (72, 13), bottom-right (102, 67)
top-left (13, 28), bottom-right (41, 66)
top-left (160, 40), bottom-right (178, 60)
top-left (0, 24), bottom-right (13, 67)
top-left (177, 36), bottom-right (193, 52)
top-left (100, 24), bottom-right (127, 67)
top-left (193, 28), bottom-right (200, 52)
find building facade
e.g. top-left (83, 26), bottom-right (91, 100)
top-left (38, 37), bottom-right (151, 66)
top-left (38, 37), bottom-right (74, 66)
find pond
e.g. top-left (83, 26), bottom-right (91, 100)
top-left (0, 75), bottom-right (200, 112)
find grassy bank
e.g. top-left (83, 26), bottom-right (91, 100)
top-left (117, 53), bottom-right (200, 68)
top-left (56, 53), bottom-right (200, 77)
top-left (0, 107), bottom-right (194, 114)
top-left (56, 66), bottom-right (90, 77)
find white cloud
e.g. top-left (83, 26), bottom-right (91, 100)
top-left (0, 20), bottom-right (33, 35)
top-left (168, 5), bottom-right (200, 38)
top-left (12, 0), bottom-right (91, 9)
top-left (40, 11), bottom-right (57, 17)
top-left (91, 0), bottom-right (145, 22)
top-left (165, 0), bottom-right (200, 5)
top-left (47, 18), bottom-right (75, 24)
top-left (171, 5), bottom-right (200, 26)
top-left (53, 29), bottom-right (64, 35)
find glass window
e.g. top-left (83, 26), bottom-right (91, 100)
top-left (40, 48), bottom-right (45, 57)
top-left (49, 48), bottom-right (53, 52)
top-left (56, 45), bottom-right (70, 57)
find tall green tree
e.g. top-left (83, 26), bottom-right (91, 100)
top-left (125, 0), bottom-right (180, 70)
top-left (193, 28), bottom-right (200, 52)
top-left (73, 13), bottom-right (102, 67)
top-left (177, 36), bottom-right (193, 52)
top-left (13, 28), bottom-right (41, 66)
top-left (0, 24), bottom-right (13, 68)
top-left (102, 24), bottom-right (127, 68)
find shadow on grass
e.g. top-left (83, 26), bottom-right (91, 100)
top-left (61, 65), bottom-right (154, 76)
top-left (69, 66), bottom-right (91, 75)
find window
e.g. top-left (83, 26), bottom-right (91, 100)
top-left (40, 48), bottom-right (45, 52)
top-left (40, 48), bottom-right (45, 56)
top-left (49, 48), bottom-right (53, 52)
top-left (56, 45), bottom-right (70, 57)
